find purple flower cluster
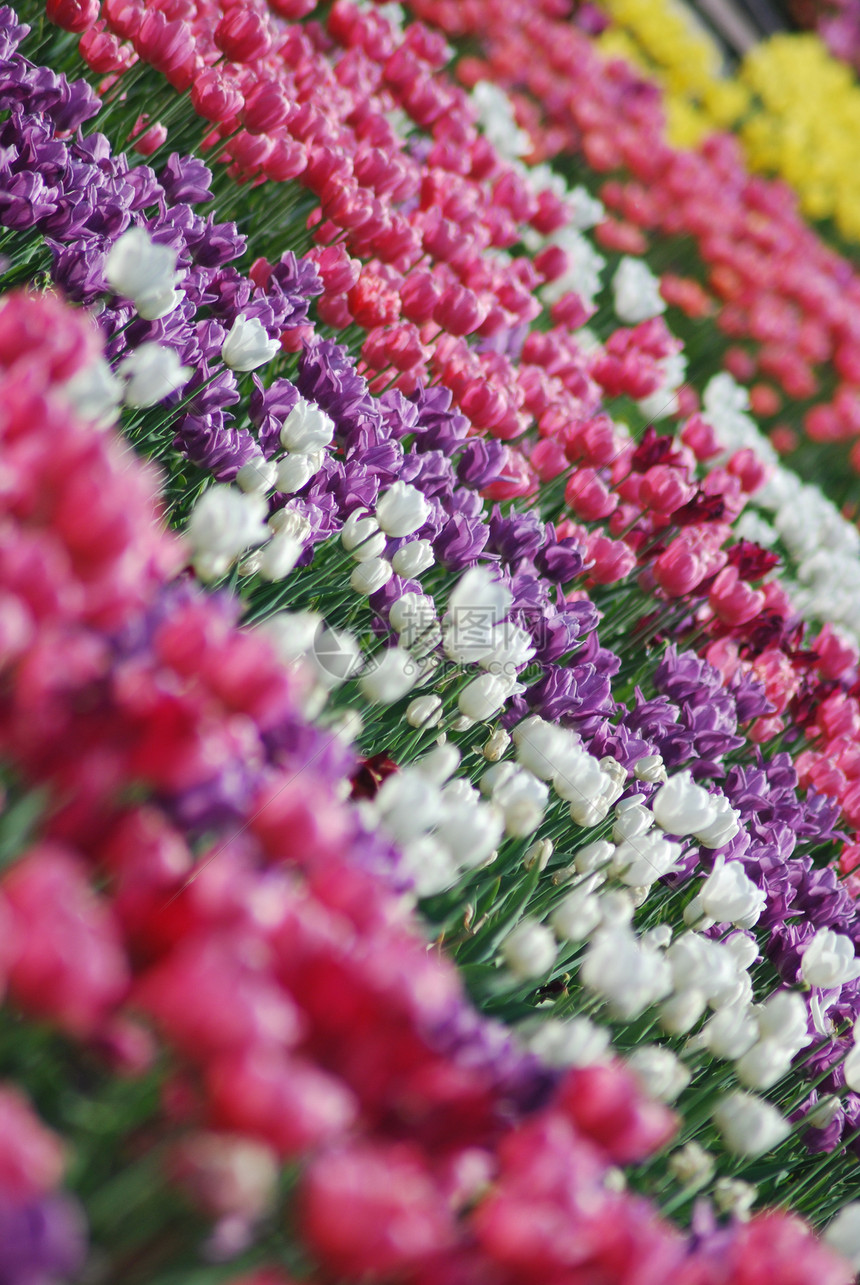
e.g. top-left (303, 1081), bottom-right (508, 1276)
top-left (0, 1193), bottom-right (87, 1285)
top-left (0, 33), bottom-right (322, 479)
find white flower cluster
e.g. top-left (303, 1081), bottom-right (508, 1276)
top-left (343, 481), bottom-right (432, 599)
top-left (366, 744), bottom-right (505, 896)
top-left (704, 372), bottom-right (860, 646)
top-left (470, 80), bottom-right (532, 161)
top-left (540, 227), bottom-right (607, 309)
top-left (186, 484), bottom-right (312, 583)
top-left (612, 257), bottom-right (666, 325)
top-left (61, 343), bottom-right (192, 419)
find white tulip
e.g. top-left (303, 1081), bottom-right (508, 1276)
top-left (444, 567), bottom-right (512, 661)
top-left (800, 928), bottom-right (860, 988)
top-left (375, 481), bottom-right (430, 538)
top-left (257, 531), bottom-right (302, 581)
top-left (135, 282), bottom-right (185, 321)
top-left (401, 834), bottom-right (459, 897)
top-left (500, 919), bottom-right (556, 980)
top-left (278, 397), bottom-right (334, 452)
top-left (480, 622), bottom-right (535, 675)
top-left (756, 991), bottom-right (811, 1057)
top-left (573, 839), bottom-right (615, 876)
top-left (310, 626), bottom-right (362, 687)
top-left (627, 1046), bottom-right (690, 1103)
top-left (724, 931), bottom-right (759, 970)
top-left (550, 886), bottom-right (602, 942)
top-left (806, 1095), bottom-right (840, 1130)
top-left (612, 832), bottom-right (681, 887)
top-left (105, 226), bottom-right (183, 319)
top-left (118, 342), bottom-right (191, 407)
top-left (186, 485), bottom-right (268, 562)
top-left (735, 1039), bottom-right (793, 1090)
top-left (275, 452), bottom-right (318, 494)
top-left (458, 673), bottom-right (514, 723)
top-left (581, 927), bottom-right (672, 1020)
top-left (358, 646), bottom-right (416, 703)
top-left (612, 801), bottom-right (653, 842)
top-left (612, 256), bottom-right (665, 324)
top-left (268, 507), bottom-right (310, 540)
top-left (521, 1015), bottom-right (610, 1068)
top-left (843, 1043), bottom-right (860, 1093)
top-left (419, 743), bottom-right (461, 785)
top-left (652, 771), bottom-right (717, 836)
top-left (222, 315), bottom-right (280, 371)
top-left (391, 539), bottom-right (435, 577)
top-left (660, 988), bottom-right (707, 1036)
top-left (634, 754), bottom-right (667, 784)
top-left (713, 1092), bottom-right (789, 1157)
top-left (513, 717), bottom-right (569, 779)
top-left (436, 798), bottom-right (504, 868)
top-left (668, 1142), bottom-right (714, 1190)
top-left (494, 769), bottom-right (549, 837)
top-left (376, 770), bottom-right (442, 842)
top-left (483, 727), bottom-right (511, 762)
top-left (236, 455), bottom-right (277, 495)
top-left (569, 796), bottom-right (611, 828)
top-left (597, 889), bottom-right (636, 927)
top-left (389, 592), bottom-right (439, 652)
top-left (702, 1004), bottom-right (759, 1060)
top-left (713, 1177), bottom-right (757, 1221)
top-left (61, 355), bottom-right (122, 429)
top-left (824, 1203), bottom-right (860, 1270)
top-left (263, 610), bottom-right (322, 664)
top-left (480, 760), bottom-right (518, 798)
top-left (524, 839), bottom-right (553, 872)
top-left (552, 746), bottom-right (608, 804)
top-left (405, 694), bottom-right (443, 729)
top-left (696, 860), bottom-right (766, 929)
top-left (350, 557), bottom-right (393, 596)
top-left (694, 794), bottom-right (740, 849)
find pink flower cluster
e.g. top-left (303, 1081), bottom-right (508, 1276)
top-left (411, 0), bottom-right (860, 466)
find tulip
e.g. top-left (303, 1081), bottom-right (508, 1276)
top-left (375, 481), bottom-right (431, 538)
top-left (222, 316), bottom-right (280, 372)
top-left (800, 929), bottom-right (860, 988)
top-left (714, 1092), bottom-right (789, 1157)
top-left (500, 920), bottom-right (556, 980)
top-left (118, 342), bottom-right (191, 407)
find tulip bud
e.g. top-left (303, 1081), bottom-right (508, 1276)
top-left (669, 1142), bottom-right (714, 1190)
top-left (482, 727), bottom-right (511, 762)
